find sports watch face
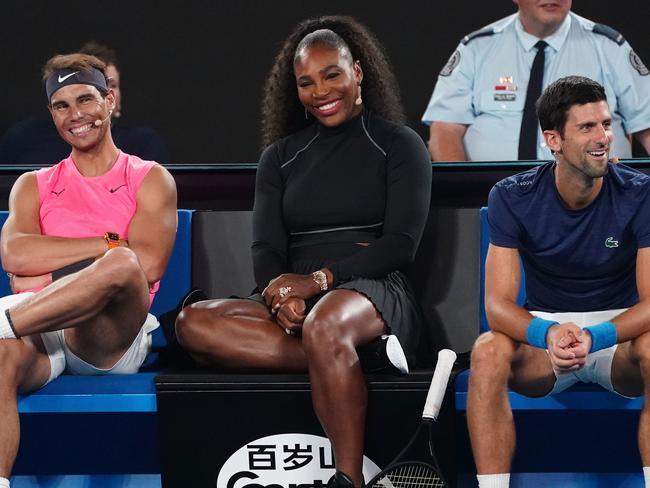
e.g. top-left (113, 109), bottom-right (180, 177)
top-left (104, 232), bottom-right (120, 249)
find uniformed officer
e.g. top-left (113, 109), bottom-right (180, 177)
top-left (422, 0), bottom-right (650, 162)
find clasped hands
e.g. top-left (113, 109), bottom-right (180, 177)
top-left (262, 273), bottom-right (322, 335)
top-left (546, 322), bottom-right (592, 373)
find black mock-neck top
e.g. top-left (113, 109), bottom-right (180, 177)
top-left (252, 109), bottom-right (432, 290)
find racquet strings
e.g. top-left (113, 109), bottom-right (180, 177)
top-left (369, 461), bottom-right (445, 487)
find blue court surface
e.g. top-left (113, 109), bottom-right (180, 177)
top-left (12, 475), bottom-right (160, 487)
top-left (458, 473), bottom-right (644, 487)
top-left (11, 472), bottom-right (646, 487)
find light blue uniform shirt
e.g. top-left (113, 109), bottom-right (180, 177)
top-left (422, 12), bottom-right (650, 161)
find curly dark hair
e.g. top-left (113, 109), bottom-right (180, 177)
top-left (261, 15), bottom-right (405, 147)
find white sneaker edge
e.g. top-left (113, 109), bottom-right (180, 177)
top-left (385, 335), bottom-right (409, 374)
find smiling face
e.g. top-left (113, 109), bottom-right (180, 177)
top-left (294, 44), bottom-right (363, 127)
top-left (544, 100), bottom-right (612, 179)
top-left (514, 0), bottom-right (571, 37)
top-left (49, 84), bottom-right (114, 151)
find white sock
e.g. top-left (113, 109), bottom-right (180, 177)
top-left (0, 476), bottom-right (10, 487)
top-left (643, 467), bottom-right (650, 487)
top-left (0, 309), bottom-right (16, 339)
top-left (477, 473), bottom-right (510, 488)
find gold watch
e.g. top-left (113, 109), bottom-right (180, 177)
top-left (312, 270), bottom-right (328, 291)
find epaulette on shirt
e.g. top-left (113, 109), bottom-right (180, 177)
top-left (592, 23), bottom-right (625, 45)
top-left (461, 27), bottom-right (495, 45)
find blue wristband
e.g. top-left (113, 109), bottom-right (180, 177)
top-left (526, 317), bottom-right (558, 349)
top-left (583, 321), bottom-right (617, 353)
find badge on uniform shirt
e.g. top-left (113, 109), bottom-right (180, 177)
top-left (494, 75), bottom-right (517, 92)
top-left (494, 93), bottom-right (517, 101)
top-left (440, 50), bottom-right (460, 77)
top-left (630, 49), bottom-right (649, 76)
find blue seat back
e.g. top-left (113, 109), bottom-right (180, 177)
top-left (0, 212), bottom-right (10, 297)
top-left (150, 209), bottom-right (193, 347)
top-left (479, 207), bottom-right (526, 332)
top-left (0, 210), bottom-right (192, 347)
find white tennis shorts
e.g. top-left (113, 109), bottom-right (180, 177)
top-left (531, 309), bottom-right (630, 396)
top-left (0, 292), bottom-right (158, 386)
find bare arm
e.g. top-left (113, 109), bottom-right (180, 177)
top-left (604, 247), bottom-right (650, 342)
top-left (633, 128), bottom-right (650, 156)
top-left (126, 165), bottom-right (177, 285)
top-left (428, 121), bottom-right (468, 161)
top-left (484, 244), bottom-right (534, 341)
top-left (1, 172), bottom-right (107, 275)
top-left (486, 244), bottom-right (586, 370)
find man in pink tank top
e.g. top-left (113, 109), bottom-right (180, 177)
top-left (0, 53), bottom-right (177, 485)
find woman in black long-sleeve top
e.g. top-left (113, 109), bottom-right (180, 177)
top-left (176, 15), bottom-right (432, 488)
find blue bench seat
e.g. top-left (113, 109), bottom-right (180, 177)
top-left (17, 373), bottom-right (157, 413)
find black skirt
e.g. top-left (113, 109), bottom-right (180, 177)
top-left (335, 270), bottom-right (422, 368)
top-left (250, 270), bottom-right (422, 368)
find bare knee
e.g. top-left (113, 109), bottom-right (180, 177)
top-left (470, 331), bottom-right (516, 381)
top-left (631, 332), bottom-right (650, 372)
top-left (95, 247), bottom-right (147, 292)
top-left (0, 341), bottom-right (29, 387)
top-left (175, 299), bottom-right (230, 351)
top-left (302, 310), bottom-right (353, 361)
top-left (175, 303), bottom-right (209, 351)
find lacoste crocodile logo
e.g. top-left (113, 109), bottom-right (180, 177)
top-left (109, 184), bottom-right (127, 193)
top-left (605, 237), bottom-right (619, 248)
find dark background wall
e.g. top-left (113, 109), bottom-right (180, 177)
top-left (2, 1), bottom-right (649, 163)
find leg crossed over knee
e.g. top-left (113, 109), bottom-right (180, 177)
top-left (302, 312), bottom-right (355, 364)
top-left (95, 247), bottom-right (147, 293)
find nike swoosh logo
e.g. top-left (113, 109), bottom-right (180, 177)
top-left (51, 189), bottom-right (65, 196)
top-left (109, 184), bottom-right (127, 193)
top-left (58, 72), bottom-right (78, 83)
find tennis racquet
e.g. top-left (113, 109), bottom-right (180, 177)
top-left (365, 348), bottom-right (457, 488)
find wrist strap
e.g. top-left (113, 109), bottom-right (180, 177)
top-left (584, 321), bottom-right (617, 353)
top-left (5, 309), bottom-right (19, 339)
top-left (526, 317), bottom-right (558, 349)
top-left (52, 258), bottom-right (95, 281)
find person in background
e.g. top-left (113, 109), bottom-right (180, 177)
top-left (422, 0), bottom-right (650, 162)
top-left (174, 15), bottom-right (432, 488)
top-left (0, 42), bottom-right (170, 164)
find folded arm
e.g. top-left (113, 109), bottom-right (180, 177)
top-left (1, 172), bottom-right (108, 276)
top-left (126, 165), bottom-right (177, 285)
top-left (428, 121), bottom-right (468, 161)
